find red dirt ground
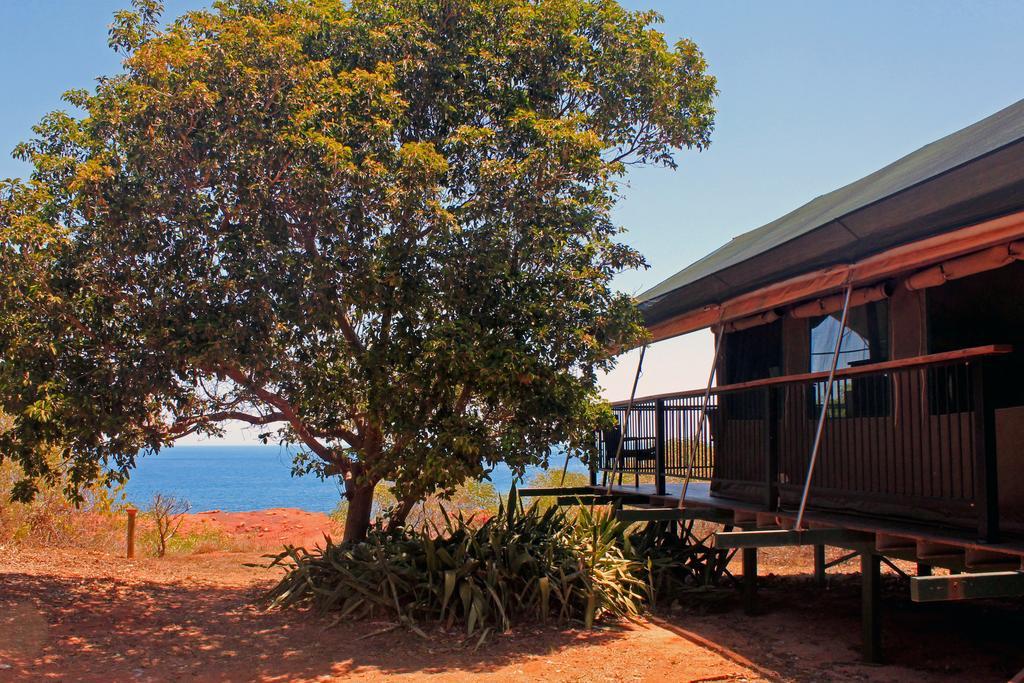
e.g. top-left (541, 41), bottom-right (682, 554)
top-left (179, 507), bottom-right (342, 550)
top-left (1, 510), bottom-right (1023, 682)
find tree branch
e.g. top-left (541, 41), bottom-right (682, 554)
top-left (218, 365), bottom-right (361, 463)
top-left (165, 409), bottom-right (287, 438)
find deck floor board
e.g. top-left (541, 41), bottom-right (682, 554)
top-left (590, 480), bottom-right (1024, 559)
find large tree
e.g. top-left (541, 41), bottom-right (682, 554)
top-left (0, 0), bottom-right (715, 540)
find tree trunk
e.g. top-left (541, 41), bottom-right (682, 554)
top-left (385, 495), bottom-right (418, 533)
top-left (342, 481), bottom-right (376, 543)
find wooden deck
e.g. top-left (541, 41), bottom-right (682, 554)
top-left (591, 481), bottom-right (1024, 563)
top-left (517, 477), bottom-right (1024, 664)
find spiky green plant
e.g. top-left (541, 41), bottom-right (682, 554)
top-left (263, 495), bottom-right (651, 639)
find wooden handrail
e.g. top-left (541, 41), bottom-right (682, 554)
top-left (610, 344), bottom-right (1012, 408)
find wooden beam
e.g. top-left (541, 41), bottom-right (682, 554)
top-left (916, 541), bottom-right (966, 572)
top-left (685, 508), bottom-right (735, 524)
top-left (554, 494), bottom-right (648, 506)
top-left (911, 571), bottom-right (1024, 602)
top-left (615, 507), bottom-right (733, 524)
top-left (616, 507), bottom-right (683, 522)
top-left (824, 550), bottom-right (860, 570)
top-left (714, 528), bottom-right (875, 549)
top-left (972, 359), bottom-right (1000, 543)
top-left (517, 486), bottom-right (594, 497)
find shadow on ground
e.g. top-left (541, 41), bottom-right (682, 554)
top-left (4, 556), bottom-right (1024, 682)
top-left (656, 572), bottom-right (1024, 682)
top-left (0, 569), bottom-right (627, 682)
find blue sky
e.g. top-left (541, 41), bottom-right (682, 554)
top-left (2, 1), bottom-right (1023, 438)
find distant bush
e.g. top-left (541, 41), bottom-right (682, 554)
top-left (0, 427), bottom-right (125, 548)
top-left (406, 479), bottom-right (500, 529)
top-left (331, 479), bottom-right (500, 532)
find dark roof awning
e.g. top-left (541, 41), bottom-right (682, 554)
top-left (640, 98), bottom-right (1024, 329)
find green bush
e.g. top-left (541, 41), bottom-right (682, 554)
top-left (331, 479), bottom-right (500, 531)
top-left (264, 497), bottom-right (649, 639)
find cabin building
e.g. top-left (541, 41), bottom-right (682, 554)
top-left (523, 98), bottom-right (1024, 663)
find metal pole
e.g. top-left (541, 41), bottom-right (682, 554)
top-left (796, 284), bottom-right (853, 530)
top-left (558, 447), bottom-right (572, 487)
top-left (679, 327), bottom-right (724, 508)
top-left (606, 344), bottom-right (647, 494)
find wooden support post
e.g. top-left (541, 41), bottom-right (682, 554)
top-left (742, 547), bottom-right (758, 615)
top-left (861, 552), bottom-right (882, 664)
top-left (972, 359), bottom-right (999, 543)
top-left (126, 507), bottom-right (137, 560)
top-left (814, 544), bottom-right (826, 587)
top-left (764, 386), bottom-right (779, 511)
top-left (654, 398), bottom-right (667, 496)
top-left (916, 562), bottom-right (932, 577)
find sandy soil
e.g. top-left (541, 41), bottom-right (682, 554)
top-left (179, 508), bottom-right (342, 550)
top-left (1, 510), bottom-right (1023, 682)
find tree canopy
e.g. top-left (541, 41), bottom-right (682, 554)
top-left (0, 0), bottom-right (715, 539)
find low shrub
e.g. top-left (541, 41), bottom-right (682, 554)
top-left (264, 497), bottom-right (650, 640)
top-left (629, 518), bottom-right (736, 609)
top-left (0, 447), bottom-right (125, 549)
top-left (146, 493), bottom-right (191, 557)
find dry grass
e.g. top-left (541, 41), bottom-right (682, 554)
top-left (0, 459), bottom-right (123, 551)
top-left (0, 458), bottom-right (261, 556)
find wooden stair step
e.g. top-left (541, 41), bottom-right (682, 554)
top-left (912, 571), bottom-right (1024, 602)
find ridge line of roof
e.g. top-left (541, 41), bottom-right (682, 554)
top-left (637, 97), bottom-right (1024, 306)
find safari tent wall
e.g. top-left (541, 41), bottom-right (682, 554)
top-left (707, 261), bottom-right (1024, 536)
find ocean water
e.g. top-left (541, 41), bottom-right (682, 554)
top-left (122, 445), bottom-right (589, 513)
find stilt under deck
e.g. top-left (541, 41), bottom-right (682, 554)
top-left (559, 480), bottom-right (1024, 664)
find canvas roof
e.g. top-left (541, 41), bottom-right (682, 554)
top-left (639, 98), bottom-right (1024, 327)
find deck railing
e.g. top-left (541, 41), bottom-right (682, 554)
top-left (598, 345), bottom-right (1011, 541)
